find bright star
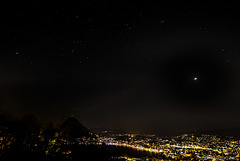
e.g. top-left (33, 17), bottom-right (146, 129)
top-left (194, 77), bottom-right (198, 81)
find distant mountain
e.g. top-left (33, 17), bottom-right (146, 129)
top-left (203, 127), bottom-right (240, 138)
top-left (175, 127), bottom-right (240, 138)
top-left (89, 127), bottom-right (125, 134)
top-left (89, 126), bottom-right (240, 139)
top-left (60, 116), bottom-right (89, 139)
top-left (150, 127), bottom-right (240, 138)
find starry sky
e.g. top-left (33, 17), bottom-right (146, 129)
top-left (0, 1), bottom-right (240, 133)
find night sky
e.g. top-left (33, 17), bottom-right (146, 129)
top-left (0, 1), bottom-right (240, 133)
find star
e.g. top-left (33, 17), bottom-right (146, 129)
top-left (193, 77), bottom-right (198, 81)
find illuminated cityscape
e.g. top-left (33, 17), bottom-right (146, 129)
top-left (84, 131), bottom-right (240, 160)
top-left (1, 114), bottom-right (240, 160)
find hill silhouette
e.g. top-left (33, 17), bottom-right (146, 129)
top-left (205, 127), bottom-right (240, 138)
top-left (60, 116), bottom-right (89, 139)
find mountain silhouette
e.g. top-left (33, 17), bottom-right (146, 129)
top-left (60, 116), bottom-right (89, 139)
top-left (206, 127), bottom-right (240, 138)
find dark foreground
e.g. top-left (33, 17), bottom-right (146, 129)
top-left (2, 144), bottom-right (161, 161)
